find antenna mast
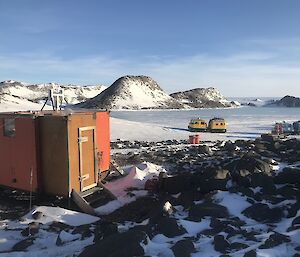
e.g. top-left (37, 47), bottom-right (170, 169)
top-left (41, 88), bottom-right (65, 111)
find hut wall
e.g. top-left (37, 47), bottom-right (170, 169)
top-left (38, 116), bottom-right (69, 197)
top-left (0, 116), bottom-right (39, 192)
top-left (96, 112), bottom-right (110, 172)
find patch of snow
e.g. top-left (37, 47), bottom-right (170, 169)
top-left (21, 206), bottom-right (99, 226)
top-left (142, 235), bottom-right (174, 257)
top-left (179, 218), bottom-right (211, 235)
top-left (213, 191), bottom-right (251, 220)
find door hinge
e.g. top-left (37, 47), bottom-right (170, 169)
top-left (78, 174), bottom-right (89, 181)
top-left (78, 136), bottom-right (88, 143)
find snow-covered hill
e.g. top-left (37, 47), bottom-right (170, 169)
top-left (77, 75), bottom-right (185, 110)
top-left (170, 87), bottom-right (238, 108)
top-left (0, 80), bottom-right (106, 111)
top-left (266, 95), bottom-right (300, 107)
top-left (0, 79), bottom-right (238, 111)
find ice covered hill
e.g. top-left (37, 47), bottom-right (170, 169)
top-left (77, 75), bottom-right (185, 110)
top-left (170, 87), bottom-right (238, 108)
top-left (267, 95), bottom-right (300, 107)
top-left (0, 80), bottom-right (106, 110)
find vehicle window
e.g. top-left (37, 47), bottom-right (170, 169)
top-left (216, 123), bottom-right (219, 126)
top-left (201, 122), bottom-right (205, 125)
top-left (4, 118), bottom-right (16, 137)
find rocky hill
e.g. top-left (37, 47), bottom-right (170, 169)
top-left (267, 95), bottom-right (300, 107)
top-left (0, 78), bottom-right (239, 111)
top-left (170, 87), bottom-right (237, 108)
top-left (0, 80), bottom-right (106, 106)
top-left (77, 75), bottom-right (185, 110)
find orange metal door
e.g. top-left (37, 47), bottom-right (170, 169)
top-left (78, 126), bottom-right (97, 191)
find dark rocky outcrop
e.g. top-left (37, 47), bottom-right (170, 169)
top-left (267, 95), bottom-right (300, 107)
top-left (78, 229), bottom-right (147, 257)
top-left (170, 87), bottom-right (236, 108)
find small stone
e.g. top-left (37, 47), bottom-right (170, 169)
top-left (32, 211), bottom-right (43, 220)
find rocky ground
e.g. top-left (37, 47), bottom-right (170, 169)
top-left (0, 134), bottom-right (300, 256)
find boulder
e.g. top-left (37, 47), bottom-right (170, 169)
top-left (188, 202), bottom-right (229, 221)
top-left (93, 221), bottom-right (118, 242)
top-left (259, 232), bottom-right (290, 249)
top-left (21, 222), bottom-right (40, 236)
top-left (214, 169), bottom-right (230, 180)
top-left (32, 211), bottom-right (43, 220)
top-left (197, 145), bottom-right (213, 155)
top-left (175, 190), bottom-right (200, 209)
top-left (197, 178), bottom-right (228, 193)
top-left (230, 242), bottom-right (249, 250)
top-left (287, 202), bottom-right (300, 218)
top-left (48, 221), bottom-right (73, 232)
top-left (12, 238), bottom-right (34, 251)
top-left (210, 218), bottom-right (227, 232)
top-left (242, 203), bottom-right (283, 223)
top-left (171, 239), bottom-right (195, 257)
top-left (78, 229), bottom-right (147, 257)
top-left (230, 155), bottom-right (271, 174)
top-left (277, 185), bottom-right (300, 199)
top-left (250, 172), bottom-right (276, 194)
top-left (160, 175), bottom-right (192, 194)
top-left (213, 235), bottom-right (230, 253)
top-left (244, 250), bottom-right (257, 257)
top-left (156, 217), bottom-right (187, 237)
top-left (224, 141), bottom-right (236, 152)
top-left (106, 197), bottom-right (160, 223)
top-left (274, 167), bottom-right (300, 185)
top-left (292, 216), bottom-right (300, 227)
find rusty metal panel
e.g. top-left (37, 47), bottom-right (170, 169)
top-left (0, 116), bottom-right (39, 192)
top-left (38, 116), bottom-right (69, 197)
top-left (67, 113), bottom-right (97, 193)
top-left (96, 112), bottom-right (110, 172)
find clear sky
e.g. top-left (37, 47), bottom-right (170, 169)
top-left (0, 0), bottom-right (300, 96)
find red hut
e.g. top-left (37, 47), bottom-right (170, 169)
top-left (0, 110), bottom-right (110, 198)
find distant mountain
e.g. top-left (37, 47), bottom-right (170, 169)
top-left (0, 78), bottom-right (241, 111)
top-left (0, 80), bottom-right (106, 106)
top-left (170, 87), bottom-right (238, 108)
top-left (266, 95), bottom-right (300, 107)
top-left (77, 75), bottom-right (185, 110)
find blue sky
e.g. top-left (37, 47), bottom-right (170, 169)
top-left (0, 0), bottom-right (300, 96)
